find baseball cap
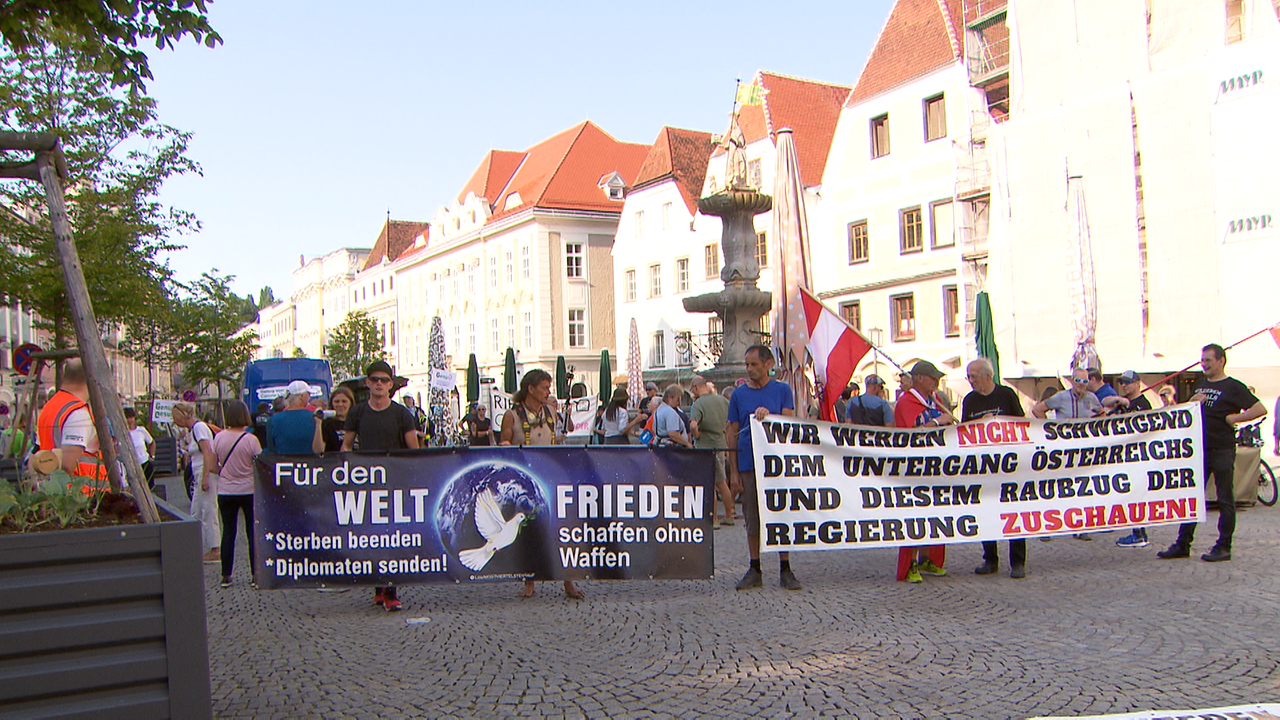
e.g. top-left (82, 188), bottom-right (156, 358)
top-left (286, 380), bottom-right (311, 396)
top-left (909, 360), bottom-right (945, 379)
top-left (366, 360), bottom-right (394, 378)
top-left (1119, 370), bottom-right (1141, 384)
top-left (865, 374), bottom-right (884, 386)
top-left (645, 381), bottom-right (659, 391)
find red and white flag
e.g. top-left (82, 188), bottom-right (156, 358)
top-left (1270, 322), bottom-right (1280, 351)
top-left (800, 287), bottom-right (872, 422)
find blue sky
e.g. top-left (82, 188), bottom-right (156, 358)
top-left (146, 0), bottom-right (895, 300)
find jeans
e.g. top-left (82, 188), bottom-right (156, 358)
top-left (1176, 445), bottom-right (1236, 550)
top-left (982, 539), bottom-right (1026, 566)
top-left (218, 494), bottom-right (254, 579)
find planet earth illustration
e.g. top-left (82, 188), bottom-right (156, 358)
top-left (435, 462), bottom-right (554, 579)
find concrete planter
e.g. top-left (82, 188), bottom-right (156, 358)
top-left (0, 498), bottom-right (211, 719)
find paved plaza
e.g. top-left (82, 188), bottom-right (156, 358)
top-left (184, 475), bottom-right (1280, 719)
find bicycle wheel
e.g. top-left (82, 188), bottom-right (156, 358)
top-left (1259, 460), bottom-right (1278, 507)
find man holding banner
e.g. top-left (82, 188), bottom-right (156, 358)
top-left (727, 345), bottom-right (802, 591)
top-left (962, 358), bottom-right (1028, 579)
top-left (893, 360), bottom-right (954, 583)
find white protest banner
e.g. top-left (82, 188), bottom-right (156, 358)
top-left (484, 387), bottom-right (512, 426)
top-left (430, 368), bottom-right (457, 390)
top-left (152, 400), bottom-right (176, 424)
top-left (564, 396), bottom-right (599, 437)
top-left (750, 404), bottom-right (1203, 552)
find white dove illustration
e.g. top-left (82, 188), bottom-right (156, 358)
top-left (458, 489), bottom-right (527, 572)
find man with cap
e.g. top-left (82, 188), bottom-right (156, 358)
top-left (343, 361), bottom-right (421, 610)
top-left (266, 380), bottom-right (322, 454)
top-left (639, 381), bottom-right (661, 416)
top-left (845, 375), bottom-right (893, 426)
top-left (894, 360), bottom-right (955, 582)
top-left (962, 357), bottom-right (1028, 578)
top-left (1114, 370), bottom-right (1155, 548)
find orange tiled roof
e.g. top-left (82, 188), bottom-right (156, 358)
top-left (456, 150), bottom-right (526, 206)
top-left (849, 0), bottom-right (964, 104)
top-left (632, 127), bottom-right (715, 215)
top-left (462, 121), bottom-right (650, 225)
top-left (362, 219), bottom-right (430, 270)
top-left (712, 71), bottom-right (851, 188)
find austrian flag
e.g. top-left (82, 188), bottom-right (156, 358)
top-left (800, 288), bottom-right (872, 421)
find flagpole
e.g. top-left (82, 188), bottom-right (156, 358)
top-left (1138, 321), bottom-right (1280, 395)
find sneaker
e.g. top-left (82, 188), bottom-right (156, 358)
top-left (1009, 563), bottom-right (1026, 579)
top-left (220, 576), bottom-right (232, 588)
top-left (1157, 543), bottom-right (1190, 559)
top-left (720, 516), bottom-right (736, 526)
top-left (1201, 545), bottom-right (1232, 563)
top-left (373, 588), bottom-right (385, 606)
top-left (1073, 533), bottom-right (1093, 541)
top-left (383, 596), bottom-right (402, 611)
top-left (202, 549), bottom-right (221, 564)
top-left (779, 569), bottom-right (802, 591)
top-left (735, 567), bottom-right (763, 591)
top-left (1116, 532), bottom-right (1149, 548)
top-left (905, 563), bottom-right (923, 584)
top-left (917, 559), bottom-right (947, 576)
top-left (974, 560), bottom-right (999, 575)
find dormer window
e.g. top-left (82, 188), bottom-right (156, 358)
top-left (598, 172), bottom-right (626, 201)
top-left (504, 192), bottom-right (522, 211)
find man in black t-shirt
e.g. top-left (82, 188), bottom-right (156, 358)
top-left (342, 361), bottom-right (421, 609)
top-left (1114, 371), bottom-right (1154, 548)
top-left (1158, 344), bottom-right (1266, 563)
top-left (962, 358), bottom-right (1029, 578)
top-left (462, 404), bottom-right (494, 446)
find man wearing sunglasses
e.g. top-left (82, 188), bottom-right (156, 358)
top-left (342, 360), bottom-right (421, 610)
top-left (1031, 367), bottom-right (1103, 420)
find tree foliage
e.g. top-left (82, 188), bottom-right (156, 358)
top-left (0, 34), bottom-right (198, 346)
top-left (257, 286), bottom-right (275, 309)
top-left (324, 310), bottom-right (384, 380)
top-left (173, 271), bottom-right (257, 399)
top-left (0, 0), bottom-right (221, 89)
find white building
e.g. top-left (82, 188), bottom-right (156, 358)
top-left (292, 247), bottom-right (369, 359)
top-left (393, 121), bottom-right (650, 400)
top-left (351, 220), bottom-right (427, 375)
top-left (984, 0), bottom-right (1280, 406)
top-left (818, 0), bottom-right (974, 396)
top-left (614, 72), bottom-right (849, 386)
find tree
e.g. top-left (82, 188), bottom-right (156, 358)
top-left (324, 310), bottom-right (384, 380)
top-left (0, 34), bottom-right (199, 348)
top-left (0, 0), bottom-right (221, 89)
top-left (257, 286), bottom-right (275, 309)
top-left (173, 271), bottom-right (258, 420)
top-left (291, 346), bottom-right (305, 358)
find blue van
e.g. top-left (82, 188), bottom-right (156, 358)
top-left (242, 358), bottom-right (333, 411)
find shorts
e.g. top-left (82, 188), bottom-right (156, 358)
top-left (711, 450), bottom-right (727, 485)
top-left (741, 471), bottom-right (761, 535)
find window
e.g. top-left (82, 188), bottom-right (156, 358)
top-left (625, 269), bottom-right (637, 302)
top-left (521, 244), bottom-right (530, 279)
top-left (505, 251), bottom-right (513, 283)
top-left (943, 285), bottom-right (960, 337)
top-left (467, 265), bottom-right (476, 294)
top-left (380, 279), bottom-right (385, 294)
top-left (489, 255), bottom-right (498, 287)
top-left (353, 291), bottom-right (358, 304)
top-left (755, 232), bottom-right (768, 268)
top-left (661, 202), bottom-right (671, 230)
top-left (452, 274), bottom-right (460, 298)
top-left (675, 258), bottom-right (690, 293)
top-left (870, 114), bottom-right (890, 158)
top-left (891, 293), bottom-right (916, 341)
top-left (381, 324), bottom-right (387, 346)
top-left (507, 314), bottom-right (516, 349)
top-left (566, 242), bottom-right (583, 278)
top-left (389, 321), bottom-right (396, 345)
top-left (568, 309), bottom-right (586, 348)
top-left (648, 264), bottom-right (662, 298)
top-left (649, 330), bottom-right (666, 368)
top-left (490, 317), bottom-right (500, 354)
top-left (1227, 0), bottom-right (1244, 43)
top-left (848, 220), bottom-right (869, 264)
top-left (705, 243), bottom-right (719, 279)
top-left (748, 158), bottom-right (763, 188)
top-left (635, 210), bottom-right (644, 236)
top-left (924, 94), bottom-right (946, 142)
top-left (388, 276), bottom-right (393, 290)
top-left (839, 301), bottom-right (862, 332)
top-left (931, 199), bottom-right (955, 248)
top-left (467, 322), bottom-right (475, 353)
top-left (523, 311), bottom-right (533, 350)
top-left (900, 206), bottom-right (924, 253)
top-left (455, 325), bottom-right (463, 355)
top-left (675, 330), bottom-right (693, 367)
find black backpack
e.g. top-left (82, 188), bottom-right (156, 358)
top-left (845, 396), bottom-right (887, 427)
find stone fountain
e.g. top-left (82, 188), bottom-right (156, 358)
top-left (682, 113), bottom-right (772, 386)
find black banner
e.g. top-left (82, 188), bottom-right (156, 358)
top-left (253, 447), bottom-right (714, 588)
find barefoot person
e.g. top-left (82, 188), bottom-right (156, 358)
top-left (500, 369), bottom-right (585, 600)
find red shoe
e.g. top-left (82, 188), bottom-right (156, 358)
top-left (373, 588), bottom-right (385, 606)
top-left (383, 591), bottom-right (401, 612)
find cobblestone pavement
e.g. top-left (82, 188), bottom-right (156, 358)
top-left (187, 474), bottom-right (1280, 718)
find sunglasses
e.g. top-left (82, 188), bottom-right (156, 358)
top-left (1072, 378), bottom-right (1088, 385)
top-left (368, 376), bottom-right (392, 384)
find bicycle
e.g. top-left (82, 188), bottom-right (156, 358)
top-left (1236, 419), bottom-right (1277, 507)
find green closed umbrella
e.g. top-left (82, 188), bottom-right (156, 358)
top-left (466, 354), bottom-right (480, 404)
top-left (598, 349), bottom-right (612, 402)
top-left (555, 356), bottom-right (568, 400)
top-left (503, 348), bottom-right (517, 394)
top-left (975, 291), bottom-right (1001, 381)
